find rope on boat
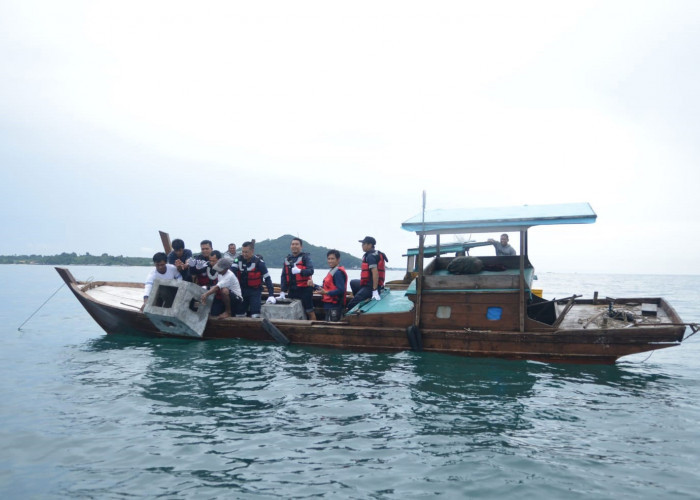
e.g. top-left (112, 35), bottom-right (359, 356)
top-left (17, 282), bottom-right (67, 331)
top-left (683, 323), bottom-right (700, 341)
top-left (17, 276), bottom-right (96, 332)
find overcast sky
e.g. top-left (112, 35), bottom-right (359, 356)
top-left (1, 1), bottom-right (698, 274)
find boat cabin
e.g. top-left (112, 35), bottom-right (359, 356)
top-left (400, 202), bottom-right (598, 333)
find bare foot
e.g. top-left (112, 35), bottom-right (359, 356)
top-left (214, 312), bottom-right (231, 319)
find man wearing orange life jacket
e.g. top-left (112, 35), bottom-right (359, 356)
top-left (279, 237), bottom-right (316, 320)
top-left (318, 249), bottom-right (348, 322)
top-left (233, 241), bottom-right (276, 318)
top-left (346, 236), bottom-right (388, 311)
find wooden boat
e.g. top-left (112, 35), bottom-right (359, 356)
top-left (56, 202), bottom-right (697, 364)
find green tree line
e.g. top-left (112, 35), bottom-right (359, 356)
top-left (0, 252), bottom-right (151, 266)
top-left (0, 235), bottom-right (368, 269)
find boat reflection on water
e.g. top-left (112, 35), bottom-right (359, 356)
top-left (77, 336), bottom-right (676, 438)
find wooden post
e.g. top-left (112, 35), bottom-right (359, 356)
top-left (519, 230), bottom-right (526, 333)
top-left (159, 231), bottom-right (172, 254)
top-left (414, 234), bottom-right (426, 328)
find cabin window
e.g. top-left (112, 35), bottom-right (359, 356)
top-left (154, 285), bottom-right (178, 308)
top-left (436, 306), bottom-right (452, 319)
top-left (486, 307), bottom-right (502, 321)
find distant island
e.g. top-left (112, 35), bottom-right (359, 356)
top-left (0, 234), bottom-right (370, 269)
top-left (0, 253), bottom-right (152, 266)
top-left (250, 234), bottom-right (363, 269)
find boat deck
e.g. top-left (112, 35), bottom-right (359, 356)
top-left (348, 288), bottom-right (415, 314)
top-left (554, 301), bottom-right (672, 330)
top-left (83, 284), bottom-right (145, 310)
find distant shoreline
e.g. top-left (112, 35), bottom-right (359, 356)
top-left (0, 253), bottom-right (151, 266)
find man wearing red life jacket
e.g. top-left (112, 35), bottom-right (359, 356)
top-left (346, 236), bottom-right (388, 311)
top-left (233, 241), bottom-right (276, 318)
top-left (279, 237), bottom-right (316, 320)
top-left (319, 249), bottom-right (348, 322)
top-left (189, 240), bottom-right (216, 287)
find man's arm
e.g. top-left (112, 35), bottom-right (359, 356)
top-left (201, 284), bottom-right (220, 303)
top-left (280, 265), bottom-right (289, 293)
top-left (371, 268), bottom-right (379, 290)
top-left (258, 260), bottom-right (275, 295)
top-left (302, 254), bottom-right (314, 277)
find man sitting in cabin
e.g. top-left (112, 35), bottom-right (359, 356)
top-left (142, 252), bottom-right (182, 311)
top-left (488, 233), bottom-right (517, 256)
top-left (200, 258), bottom-right (242, 319)
top-left (223, 243), bottom-right (237, 261)
top-left (318, 249), bottom-right (348, 322)
top-left (233, 241), bottom-right (276, 318)
top-left (167, 238), bottom-right (193, 282)
top-left (279, 237), bottom-right (316, 320)
top-left (346, 236), bottom-right (388, 311)
top-left (189, 239), bottom-right (215, 286)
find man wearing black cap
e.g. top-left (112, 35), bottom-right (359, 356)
top-left (346, 236), bottom-right (388, 311)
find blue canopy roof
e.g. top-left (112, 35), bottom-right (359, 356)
top-left (401, 202), bottom-right (596, 235)
top-left (403, 241), bottom-right (492, 257)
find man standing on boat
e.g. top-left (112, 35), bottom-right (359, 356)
top-left (279, 237), bottom-right (316, 320)
top-left (167, 238), bottom-right (193, 282)
top-left (233, 241), bottom-right (276, 318)
top-left (346, 236), bottom-right (388, 311)
top-left (318, 249), bottom-right (348, 322)
top-left (190, 240), bottom-right (215, 286)
top-left (223, 243), bottom-right (237, 261)
top-left (200, 258), bottom-right (242, 319)
top-left (488, 234), bottom-right (516, 256)
top-left (142, 252), bottom-right (182, 311)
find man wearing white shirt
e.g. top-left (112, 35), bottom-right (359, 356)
top-left (200, 258), bottom-right (242, 319)
top-left (142, 252), bottom-right (182, 311)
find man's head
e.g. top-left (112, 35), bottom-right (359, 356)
top-left (153, 252), bottom-right (168, 274)
top-left (290, 237), bottom-right (303, 256)
top-left (209, 250), bottom-right (222, 265)
top-left (172, 239), bottom-right (185, 257)
top-left (327, 249), bottom-right (340, 268)
top-left (500, 234), bottom-right (509, 246)
top-left (228, 243), bottom-right (236, 254)
top-left (213, 258), bottom-right (232, 273)
top-left (359, 236), bottom-right (376, 252)
top-left (241, 241), bottom-right (255, 261)
top-left (200, 240), bottom-right (213, 258)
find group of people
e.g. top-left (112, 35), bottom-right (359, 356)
top-left (143, 233), bottom-right (515, 322)
top-left (143, 235), bottom-right (388, 322)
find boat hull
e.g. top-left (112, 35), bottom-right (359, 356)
top-left (56, 268), bottom-right (687, 364)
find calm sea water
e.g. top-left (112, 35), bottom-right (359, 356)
top-left (2, 265), bottom-right (700, 499)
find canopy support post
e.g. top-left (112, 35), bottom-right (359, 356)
top-left (519, 230), bottom-right (527, 333)
top-left (414, 234), bottom-right (425, 328)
